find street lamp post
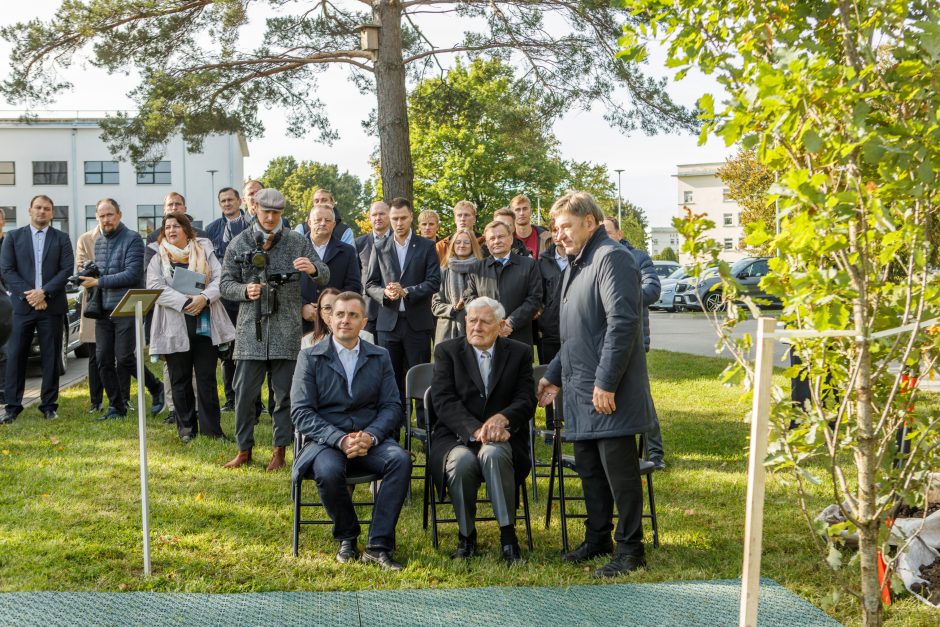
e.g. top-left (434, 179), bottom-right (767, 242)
top-left (207, 169), bottom-right (218, 221)
top-left (614, 168), bottom-right (624, 226)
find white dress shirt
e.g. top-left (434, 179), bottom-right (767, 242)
top-left (332, 336), bottom-right (360, 396)
top-left (393, 231), bottom-right (412, 311)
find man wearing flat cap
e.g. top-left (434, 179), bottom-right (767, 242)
top-left (220, 188), bottom-right (330, 471)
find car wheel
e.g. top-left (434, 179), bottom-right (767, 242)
top-left (58, 328), bottom-right (69, 375)
top-left (703, 292), bottom-right (724, 312)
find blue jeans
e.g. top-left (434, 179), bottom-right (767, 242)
top-left (312, 439), bottom-right (412, 551)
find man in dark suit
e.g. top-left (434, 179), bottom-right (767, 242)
top-left (205, 187), bottom-right (251, 410)
top-left (301, 204), bottom-right (362, 333)
top-left (0, 194), bottom-right (74, 422)
top-left (291, 292), bottom-right (410, 570)
top-left (537, 192), bottom-right (655, 578)
top-left (429, 297), bottom-right (535, 564)
top-left (365, 197), bottom-right (441, 413)
top-left (463, 221), bottom-right (542, 346)
top-left (355, 201), bottom-right (390, 338)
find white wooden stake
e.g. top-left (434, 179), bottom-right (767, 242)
top-left (740, 317), bottom-right (777, 626)
top-left (135, 298), bottom-right (151, 576)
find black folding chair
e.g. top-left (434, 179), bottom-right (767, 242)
top-left (544, 402), bottom-right (660, 552)
top-left (404, 363), bottom-right (434, 511)
top-left (528, 364), bottom-right (551, 501)
top-left (290, 429), bottom-right (379, 557)
top-left (423, 388), bottom-right (534, 551)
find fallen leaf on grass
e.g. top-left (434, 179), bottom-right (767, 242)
top-left (118, 583), bottom-right (128, 591)
top-left (684, 508), bottom-right (695, 516)
top-left (2, 450), bottom-right (9, 455)
top-left (41, 493), bottom-right (50, 498)
top-left (49, 436), bottom-right (60, 445)
top-left (195, 493), bottom-right (205, 502)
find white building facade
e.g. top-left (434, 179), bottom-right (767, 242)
top-left (0, 115), bottom-right (248, 244)
top-left (648, 226), bottom-right (682, 259)
top-left (674, 162), bottom-right (745, 263)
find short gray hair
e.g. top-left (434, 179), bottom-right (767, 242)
top-left (550, 190), bottom-right (604, 223)
top-left (465, 297), bottom-right (505, 321)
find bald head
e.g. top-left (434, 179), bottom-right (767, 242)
top-left (369, 201), bottom-right (390, 236)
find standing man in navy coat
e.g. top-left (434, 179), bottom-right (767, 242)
top-left (0, 195), bottom-right (74, 422)
top-left (365, 197), bottom-right (441, 414)
top-left (355, 201), bottom-right (390, 338)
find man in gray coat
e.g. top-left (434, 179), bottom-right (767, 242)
top-left (538, 191), bottom-right (655, 578)
top-left (220, 189), bottom-right (329, 471)
top-left (603, 217), bottom-right (666, 469)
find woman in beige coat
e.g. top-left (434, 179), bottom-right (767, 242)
top-left (75, 225), bottom-right (102, 412)
top-left (146, 212), bottom-right (235, 442)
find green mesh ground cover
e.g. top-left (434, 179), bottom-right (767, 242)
top-left (0, 579), bottom-right (838, 626)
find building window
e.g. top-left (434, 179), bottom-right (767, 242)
top-left (136, 161), bottom-right (171, 185)
top-left (1, 206), bottom-right (15, 229)
top-left (32, 161), bottom-right (68, 185)
top-left (723, 188), bottom-right (732, 202)
top-left (137, 204), bottom-right (162, 237)
top-left (0, 161), bottom-right (14, 185)
top-left (724, 238), bottom-right (733, 250)
top-left (85, 205), bottom-right (98, 232)
top-left (52, 205), bottom-right (69, 233)
top-left (84, 161), bottom-right (119, 185)
top-left (683, 190), bottom-right (694, 204)
top-left (723, 213), bottom-right (734, 226)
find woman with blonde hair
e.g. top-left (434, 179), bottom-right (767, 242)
top-left (147, 212), bottom-right (235, 442)
top-left (431, 229), bottom-right (483, 343)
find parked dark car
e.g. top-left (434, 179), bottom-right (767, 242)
top-left (27, 286), bottom-right (84, 374)
top-left (695, 257), bottom-right (780, 312)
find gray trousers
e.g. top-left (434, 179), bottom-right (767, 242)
top-left (445, 441), bottom-right (515, 536)
top-left (234, 359), bottom-right (294, 451)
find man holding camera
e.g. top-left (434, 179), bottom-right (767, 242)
top-left (220, 188), bottom-right (330, 471)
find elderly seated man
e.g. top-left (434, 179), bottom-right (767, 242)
top-left (291, 291), bottom-right (411, 570)
top-left (429, 296), bottom-right (536, 564)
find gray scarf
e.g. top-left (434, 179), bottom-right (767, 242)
top-left (445, 257), bottom-right (477, 301)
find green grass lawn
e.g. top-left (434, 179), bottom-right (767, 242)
top-left (0, 350), bottom-right (934, 625)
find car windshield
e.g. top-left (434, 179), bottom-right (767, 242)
top-left (654, 265), bottom-right (678, 278)
top-left (730, 259), bottom-right (756, 275)
top-left (667, 267), bottom-right (689, 280)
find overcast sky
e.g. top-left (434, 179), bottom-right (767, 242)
top-left (0, 2), bottom-right (733, 228)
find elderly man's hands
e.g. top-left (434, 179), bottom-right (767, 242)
top-left (472, 413), bottom-right (510, 444)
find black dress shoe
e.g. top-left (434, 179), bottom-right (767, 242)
top-left (592, 553), bottom-right (647, 578)
top-left (563, 541), bottom-right (614, 563)
top-left (0, 412), bottom-right (17, 425)
top-left (451, 535), bottom-right (477, 560)
top-left (336, 539), bottom-right (359, 563)
top-left (150, 388), bottom-right (165, 415)
top-left (163, 410), bottom-right (177, 425)
top-left (180, 434), bottom-right (194, 444)
top-left (361, 549), bottom-right (404, 571)
top-left (221, 401), bottom-right (235, 412)
top-left (501, 542), bottom-right (524, 566)
top-left (88, 404), bottom-right (103, 414)
top-left (43, 410), bottom-right (58, 420)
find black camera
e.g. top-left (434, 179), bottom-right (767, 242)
top-left (234, 231), bottom-right (270, 271)
top-left (68, 261), bottom-right (100, 286)
top-left (267, 271), bottom-right (299, 287)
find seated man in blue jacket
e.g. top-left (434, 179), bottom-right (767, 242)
top-left (290, 291), bottom-right (410, 570)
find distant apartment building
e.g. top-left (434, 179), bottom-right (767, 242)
top-left (674, 162), bottom-right (745, 263)
top-left (0, 114), bottom-right (247, 245)
top-left (648, 226), bottom-right (682, 258)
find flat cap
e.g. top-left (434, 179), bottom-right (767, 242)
top-left (254, 188), bottom-right (286, 212)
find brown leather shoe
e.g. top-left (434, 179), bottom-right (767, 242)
top-left (223, 449), bottom-right (252, 469)
top-left (266, 446), bottom-right (286, 472)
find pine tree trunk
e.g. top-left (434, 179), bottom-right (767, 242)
top-left (373, 1), bottom-right (413, 201)
top-left (849, 217), bottom-right (883, 627)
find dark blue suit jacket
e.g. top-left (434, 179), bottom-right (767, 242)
top-left (0, 225), bottom-right (74, 316)
top-left (205, 212), bottom-right (251, 262)
top-left (300, 238), bottom-right (363, 309)
top-left (290, 337), bottom-right (403, 481)
top-left (365, 232), bottom-right (441, 333)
